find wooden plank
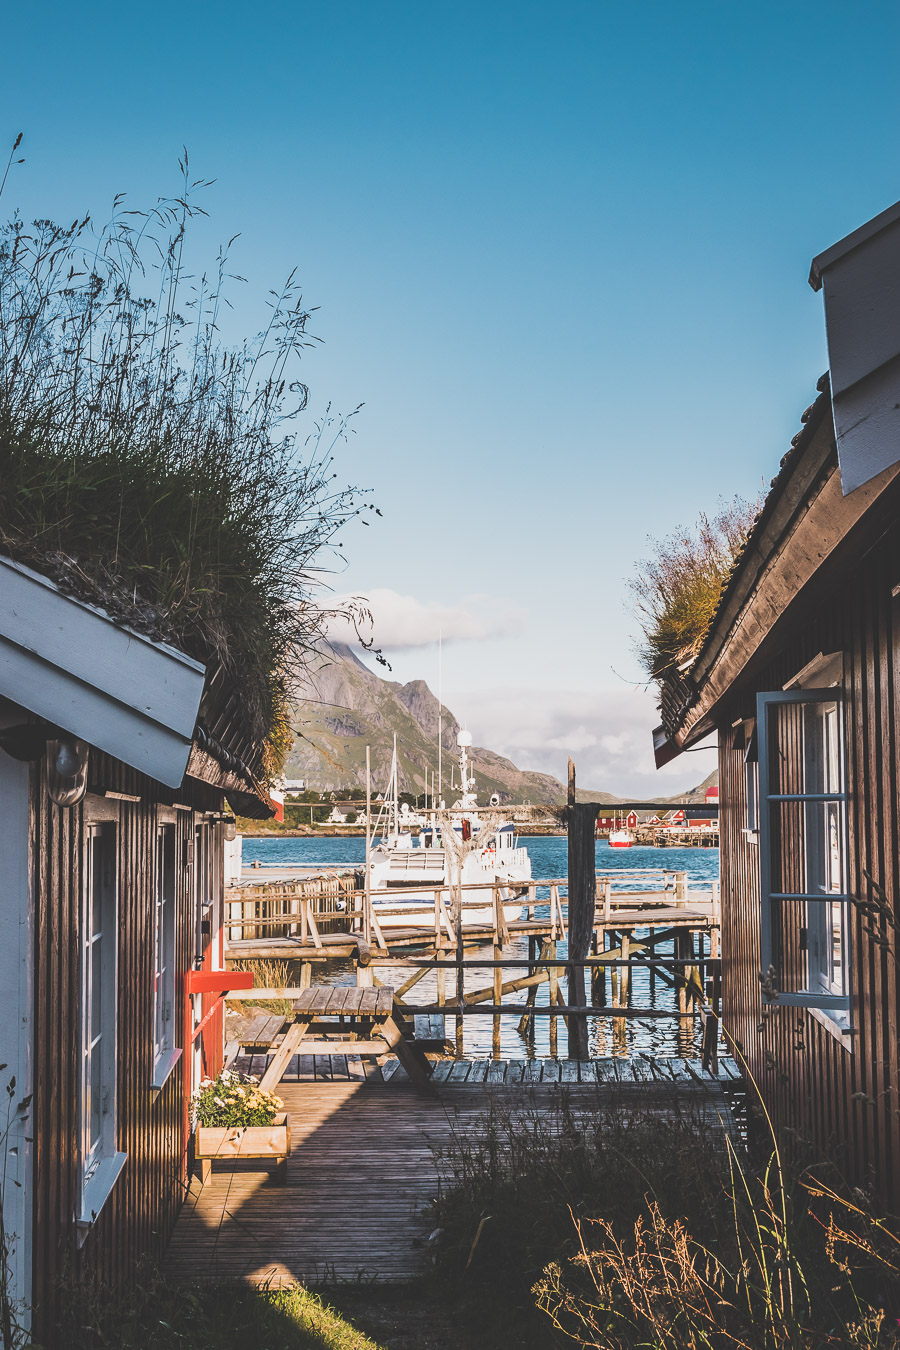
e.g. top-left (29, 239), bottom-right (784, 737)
top-left (486, 1060), bottom-right (507, 1084)
top-left (467, 1061), bottom-right (488, 1083)
top-left (376, 988), bottom-right (395, 1017)
top-left (377, 1015), bottom-right (433, 1091)
top-left (293, 987), bottom-right (330, 1015)
top-left (540, 1060), bottom-right (561, 1082)
top-left (447, 1061), bottom-right (471, 1082)
top-left (430, 1061), bottom-right (454, 1083)
top-left (559, 1060), bottom-right (580, 1083)
top-left (358, 986), bottom-right (380, 1015)
top-left (258, 1021), bottom-right (311, 1091)
top-left (324, 987), bottom-right (350, 1015)
top-left (283, 1040), bottom-right (391, 1055)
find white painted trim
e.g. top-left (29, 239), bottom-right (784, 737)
top-left (808, 1003), bottom-right (855, 1049)
top-left (150, 1047), bottom-right (182, 1096)
top-left (809, 197), bottom-right (900, 289)
top-left (76, 1151), bottom-right (128, 1240)
top-left (0, 555), bottom-right (205, 787)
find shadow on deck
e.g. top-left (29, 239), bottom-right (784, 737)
top-left (165, 1057), bottom-right (740, 1286)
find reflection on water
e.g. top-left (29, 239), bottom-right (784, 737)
top-left (240, 835), bottom-right (720, 1060)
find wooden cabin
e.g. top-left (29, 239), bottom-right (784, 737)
top-left (654, 198), bottom-right (900, 1203)
top-left (0, 554), bottom-right (271, 1339)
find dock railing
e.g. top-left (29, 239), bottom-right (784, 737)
top-left (224, 869), bottom-right (717, 949)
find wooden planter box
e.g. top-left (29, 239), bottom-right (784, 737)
top-left (195, 1111), bottom-right (290, 1185)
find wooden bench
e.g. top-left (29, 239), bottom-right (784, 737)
top-left (257, 987), bottom-right (433, 1092)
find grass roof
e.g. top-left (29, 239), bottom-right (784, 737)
top-left (0, 148), bottom-right (372, 780)
top-left (629, 496), bottom-right (760, 683)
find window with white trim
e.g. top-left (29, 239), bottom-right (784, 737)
top-left (757, 689), bottom-right (850, 1024)
top-left (80, 824), bottom-right (119, 1201)
top-left (152, 825), bottom-right (176, 1081)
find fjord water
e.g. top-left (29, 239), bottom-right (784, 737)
top-left (241, 835), bottom-right (720, 1059)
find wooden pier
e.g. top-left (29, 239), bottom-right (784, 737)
top-left (224, 866), bottom-right (721, 1061)
top-left (166, 1056), bottom-right (741, 1285)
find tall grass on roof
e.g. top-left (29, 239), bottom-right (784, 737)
top-left (629, 496), bottom-right (760, 682)
top-left (0, 142), bottom-right (373, 778)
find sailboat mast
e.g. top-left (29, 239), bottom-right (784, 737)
top-left (437, 631), bottom-right (443, 806)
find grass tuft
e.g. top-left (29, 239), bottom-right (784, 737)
top-left (52, 1269), bottom-right (384, 1350)
top-left (0, 153), bottom-right (374, 779)
top-left (628, 495), bottom-right (760, 681)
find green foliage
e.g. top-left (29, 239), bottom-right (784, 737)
top-left (53, 1268), bottom-right (383, 1350)
top-left (0, 151), bottom-right (374, 780)
top-left (192, 1069), bottom-right (282, 1128)
top-left (228, 959), bottom-right (296, 1017)
top-left (429, 1084), bottom-right (900, 1349)
top-left (629, 496), bottom-right (760, 681)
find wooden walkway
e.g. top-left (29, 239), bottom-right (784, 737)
top-left (166, 1057), bottom-right (740, 1285)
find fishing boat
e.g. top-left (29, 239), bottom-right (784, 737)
top-left (366, 731), bottom-right (532, 929)
top-left (607, 811), bottom-right (635, 848)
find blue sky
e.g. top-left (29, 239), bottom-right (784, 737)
top-left (3, 2), bottom-right (899, 793)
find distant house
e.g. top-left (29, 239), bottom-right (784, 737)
top-left (653, 198), bottom-right (900, 1203)
top-left (685, 786), bottom-right (720, 828)
top-left (327, 806), bottom-right (349, 824)
top-left (0, 555), bottom-right (271, 1338)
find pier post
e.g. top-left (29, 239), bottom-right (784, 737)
top-left (566, 758), bottom-right (598, 1060)
top-left (493, 944), bottom-right (502, 1057)
top-left (621, 932), bottom-right (631, 1006)
top-left (548, 940), bottom-right (559, 1057)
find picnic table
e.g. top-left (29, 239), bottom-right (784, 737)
top-left (256, 986), bottom-right (433, 1092)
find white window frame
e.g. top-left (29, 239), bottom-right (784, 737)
top-left (744, 720), bottom-right (759, 836)
top-left (78, 821), bottom-right (126, 1235)
top-left (757, 688), bottom-right (851, 1021)
top-left (151, 823), bottom-right (180, 1091)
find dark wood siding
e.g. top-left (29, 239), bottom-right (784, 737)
top-left (31, 752), bottom-right (225, 1337)
top-left (720, 529), bottom-right (900, 1203)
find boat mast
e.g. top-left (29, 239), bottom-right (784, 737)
top-left (437, 631), bottom-right (443, 807)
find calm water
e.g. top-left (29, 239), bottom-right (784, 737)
top-left (240, 835), bottom-right (720, 1060)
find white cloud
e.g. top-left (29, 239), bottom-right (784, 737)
top-left (327, 588), bottom-right (524, 651)
top-left (446, 686), bottom-right (717, 799)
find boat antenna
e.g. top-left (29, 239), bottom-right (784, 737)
top-left (437, 630), bottom-right (443, 806)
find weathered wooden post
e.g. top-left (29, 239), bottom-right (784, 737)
top-left (567, 758), bottom-right (599, 1060)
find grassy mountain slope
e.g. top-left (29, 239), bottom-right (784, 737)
top-left (285, 644), bottom-right (567, 806)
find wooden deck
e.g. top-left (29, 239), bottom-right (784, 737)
top-left (166, 1057), bottom-right (740, 1285)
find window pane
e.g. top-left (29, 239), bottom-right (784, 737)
top-left (91, 837), bottom-right (104, 936)
top-left (768, 897), bottom-right (846, 999)
top-left (766, 699), bottom-right (842, 796)
top-left (91, 938), bottom-right (103, 1041)
top-left (89, 1043), bottom-right (103, 1152)
top-left (767, 799), bottom-right (847, 896)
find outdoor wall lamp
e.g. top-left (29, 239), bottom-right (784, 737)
top-left (47, 737), bottom-right (89, 807)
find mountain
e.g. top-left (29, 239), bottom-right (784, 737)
top-left (285, 644), bottom-right (567, 806)
top-left (284, 644), bottom-right (719, 806)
